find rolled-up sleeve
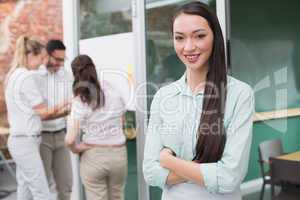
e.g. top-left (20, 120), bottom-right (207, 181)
top-left (143, 90), bottom-right (170, 189)
top-left (200, 85), bottom-right (254, 193)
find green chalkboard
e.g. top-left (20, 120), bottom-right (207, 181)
top-left (230, 0), bottom-right (300, 112)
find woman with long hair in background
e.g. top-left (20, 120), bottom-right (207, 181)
top-left (65, 55), bottom-right (127, 200)
top-left (5, 36), bottom-right (69, 200)
top-left (143, 2), bottom-right (254, 200)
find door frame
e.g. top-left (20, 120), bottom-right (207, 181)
top-left (62, 0), bottom-right (84, 200)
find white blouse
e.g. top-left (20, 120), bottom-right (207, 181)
top-left (5, 68), bottom-right (44, 136)
top-left (70, 81), bottom-right (126, 145)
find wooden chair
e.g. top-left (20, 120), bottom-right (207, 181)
top-left (270, 157), bottom-right (300, 200)
top-left (258, 139), bottom-right (284, 200)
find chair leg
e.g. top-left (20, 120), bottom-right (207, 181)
top-left (259, 182), bottom-right (265, 200)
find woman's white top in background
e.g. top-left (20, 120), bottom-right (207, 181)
top-left (5, 68), bottom-right (44, 136)
top-left (70, 81), bottom-right (126, 146)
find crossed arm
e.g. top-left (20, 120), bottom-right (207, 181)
top-left (143, 86), bottom-right (254, 193)
top-left (159, 148), bottom-right (205, 186)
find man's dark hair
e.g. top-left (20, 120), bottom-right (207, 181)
top-left (46, 39), bottom-right (66, 55)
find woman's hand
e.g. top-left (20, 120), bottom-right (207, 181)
top-left (160, 148), bottom-right (175, 168)
top-left (160, 148), bottom-right (188, 185)
top-left (34, 100), bottom-right (71, 120)
top-left (167, 171), bottom-right (187, 185)
top-left (77, 143), bottom-right (92, 152)
top-left (57, 100), bottom-right (71, 116)
top-left (61, 101), bottom-right (71, 115)
top-left (69, 142), bottom-right (92, 154)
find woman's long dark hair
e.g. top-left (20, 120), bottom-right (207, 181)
top-left (71, 55), bottom-right (105, 109)
top-left (172, 2), bottom-right (227, 163)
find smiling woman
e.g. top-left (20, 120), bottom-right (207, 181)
top-left (143, 2), bottom-right (254, 200)
top-left (173, 14), bottom-right (214, 77)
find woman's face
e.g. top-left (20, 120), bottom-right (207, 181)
top-left (27, 52), bottom-right (43, 70)
top-left (173, 13), bottom-right (214, 73)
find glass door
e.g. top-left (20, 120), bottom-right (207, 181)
top-left (76, 1), bottom-right (138, 200)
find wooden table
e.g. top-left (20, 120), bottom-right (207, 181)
top-left (277, 151), bottom-right (300, 161)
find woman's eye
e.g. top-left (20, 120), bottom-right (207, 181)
top-left (196, 34), bottom-right (206, 39)
top-left (175, 36), bottom-right (184, 41)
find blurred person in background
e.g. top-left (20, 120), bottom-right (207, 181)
top-left (65, 55), bottom-right (127, 200)
top-left (37, 39), bottom-right (73, 200)
top-left (5, 36), bottom-right (69, 200)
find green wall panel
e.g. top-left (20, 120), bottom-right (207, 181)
top-left (231, 0), bottom-right (300, 182)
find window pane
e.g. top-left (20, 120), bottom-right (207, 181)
top-left (80, 0), bottom-right (132, 39)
